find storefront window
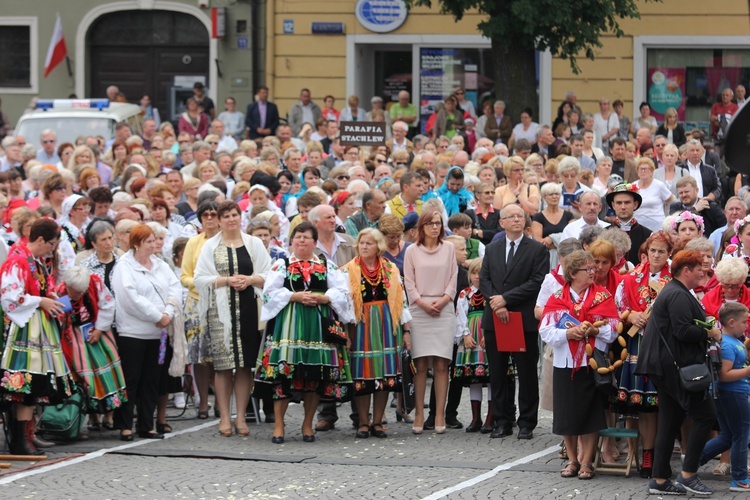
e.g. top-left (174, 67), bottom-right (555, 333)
top-left (418, 47), bottom-right (497, 133)
top-left (647, 48), bottom-right (750, 135)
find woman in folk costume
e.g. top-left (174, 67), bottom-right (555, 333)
top-left (0, 219), bottom-right (73, 455)
top-left (539, 250), bottom-right (619, 480)
top-left (57, 266), bottom-right (127, 435)
top-left (57, 194), bottom-right (91, 274)
top-left (256, 222), bottom-right (354, 444)
top-left (454, 258), bottom-right (493, 434)
top-left (341, 228), bottom-right (411, 440)
top-left (614, 231), bottom-right (673, 479)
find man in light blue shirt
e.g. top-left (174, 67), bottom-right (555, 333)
top-left (35, 129), bottom-right (60, 164)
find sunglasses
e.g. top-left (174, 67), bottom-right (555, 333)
top-left (201, 211), bottom-right (218, 219)
top-left (208, 141), bottom-right (219, 145)
top-left (42, 139), bottom-right (56, 144)
top-left (337, 175), bottom-right (350, 181)
top-left (53, 185), bottom-right (67, 191)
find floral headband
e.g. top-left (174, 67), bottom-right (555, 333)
top-left (670, 210), bottom-right (704, 235)
top-left (734, 214), bottom-right (750, 235)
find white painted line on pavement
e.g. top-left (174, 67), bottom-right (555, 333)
top-left (0, 419), bottom-right (218, 485)
top-left (421, 444), bottom-right (559, 500)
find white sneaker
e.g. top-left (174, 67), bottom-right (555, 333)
top-left (173, 393), bottom-right (187, 409)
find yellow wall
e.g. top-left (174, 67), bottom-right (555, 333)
top-left (270, 0), bottom-right (750, 122)
top-left (269, 0), bottom-right (484, 116)
top-left (553, 0), bottom-right (750, 117)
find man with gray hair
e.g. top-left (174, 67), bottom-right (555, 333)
top-left (390, 90), bottom-right (419, 138)
top-left (345, 189), bottom-right (386, 237)
top-left (485, 100), bottom-right (512, 145)
top-left (210, 119), bottom-right (238, 153)
top-left (531, 124), bottom-right (556, 160)
top-left (0, 140), bottom-right (22, 173)
top-left (283, 147), bottom-right (303, 175)
top-left (181, 141), bottom-right (212, 179)
top-left (36, 129), bottom-right (59, 163)
top-left (560, 191), bottom-right (609, 240)
top-left (386, 120), bottom-right (413, 153)
top-left (679, 139), bottom-right (721, 202)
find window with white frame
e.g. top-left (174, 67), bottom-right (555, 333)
top-left (0, 17), bottom-right (38, 93)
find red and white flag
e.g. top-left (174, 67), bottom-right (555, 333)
top-left (44, 13), bottom-right (67, 78)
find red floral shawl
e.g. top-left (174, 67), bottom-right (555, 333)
top-left (702, 284), bottom-right (750, 335)
top-left (621, 261), bottom-right (671, 313)
top-left (0, 240), bottom-right (43, 297)
top-left (542, 283), bottom-right (620, 370)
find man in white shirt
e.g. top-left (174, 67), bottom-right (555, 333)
top-left (210, 119), bottom-right (238, 153)
top-left (683, 140), bottom-right (706, 199)
top-left (593, 98), bottom-right (619, 154)
top-left (736, 85), bottom-right (747, 108)
top-left (560, 191), bottom-right (609, 240)
top-left (36, 129), bottom-right (60, 164)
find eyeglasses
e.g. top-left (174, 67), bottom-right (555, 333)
top-left (208, 141), bottom-right (219, 145)
top-left (336, 175), bottom-right (350, 181)
top-left (511, 169), bottom-right (524, 173)
top-left (481, 191), bottom-right (494, 195)
top-left (502, 214), bottom-right (524, 220)
top-left (53, 185), bottom-right (66, 191)
top-left (425, 221), bottom-right (442, 227)
top-left (375, 159), bottom-right (386, 164)
top-left (42, 139), bottom-right (55, 144)
top-left (576, 267), bottom-right (596, 273)
top-left (201, 211), bottom-right (218, 219)
top-left (724, 283), bottom-right (743, 290)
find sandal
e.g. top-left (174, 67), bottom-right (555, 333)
top-left (235, 425), bottom-right (250, 437)
top-left (197, 410), bottom-right (209, 420)
top-left (578, 463), bottom-right (595, 480)
top-left (218, 426), bottom-right (233, 437)
top-left (156, 423), bottom-right (173, 434)
top-left (102, 421), bottom-right (115, 431)
top-left (560, 461), bottom-right (580, 478)
top-left (558, 442), bottom-right (568, 460)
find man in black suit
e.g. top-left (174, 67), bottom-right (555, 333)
top-left (669, 176), bottom-right (727, 237)
top-left (679, 139), bottom-right (722, 203)
top-left (479, 204), bottom-right (549, 439)
top-left (530, 125), bottom-right (557, 162)
top-left (245, 85), bottom-right (279, 140)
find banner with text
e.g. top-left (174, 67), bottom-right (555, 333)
top-left (339, 122), bottom-right (386, 146)
top-left (647, 68), bottom-right (686, 121)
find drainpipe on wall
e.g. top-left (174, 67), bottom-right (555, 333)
top-left (265, 0), bottom-right (275, 103)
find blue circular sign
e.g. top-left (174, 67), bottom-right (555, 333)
top-left (355, 0), bottom-right (408, 33)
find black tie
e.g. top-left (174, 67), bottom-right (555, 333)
top-left (507, 241), bottom-right (515, 266)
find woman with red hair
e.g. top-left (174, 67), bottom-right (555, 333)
top-left (614, 231), bottom-right (673, 478)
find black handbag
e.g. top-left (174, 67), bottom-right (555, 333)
top-left (591, 348), bottom-right (616, 395)
top-left (657, 330), bottom-right (711, 393)
top-left (320, 308), bottom-right (347, 346)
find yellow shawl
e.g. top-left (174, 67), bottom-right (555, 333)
top-left (344, 257), bottom-right (404, 331)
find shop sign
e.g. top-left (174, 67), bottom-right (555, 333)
top-left (355, 0), bottom-right (408, 33)
top-left (648, 68), bottom-right (686, 121)
top-left (419, 48), bottom-right (461, 134)
top-left (340, 122), bottom-right (386, 146)
top-left (312, 22), bottom-right (345, 34)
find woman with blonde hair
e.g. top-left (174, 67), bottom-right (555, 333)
top-left (493, 156), bottom-right (540, 215)
top-left (655, 107), bottom-right (686, 147)
top-left (197, 160), bottom-right (221, 183)
top-left (342, 228), bottom-right (411, 439)
top-left (633, 157), bottom-right (674, 232)
top-left (67, 145), bottom-right (95, 174)
top-left (653, 143), bottom-right (687, 196)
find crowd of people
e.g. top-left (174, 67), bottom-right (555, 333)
top-left (0, 82), bottom-right (749, 496)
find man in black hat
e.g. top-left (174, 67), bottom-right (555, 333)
top-left (606, 183), bottom-right (652, 264)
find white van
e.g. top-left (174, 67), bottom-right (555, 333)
top-left (15, 99), bottom-right (143, 149)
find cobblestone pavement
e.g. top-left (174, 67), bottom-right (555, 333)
top-left (0, 398), bottom-right (745, 499)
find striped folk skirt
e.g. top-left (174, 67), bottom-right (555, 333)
top-left (256, 302), bottom-right (352, 401)
top-left (453, 310), bottom-right (490, 385)
top-left (1, 311), bottom-right (74, 405)
top-left (350, 300), bottom-right (403, 395)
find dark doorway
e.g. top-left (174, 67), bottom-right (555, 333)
top-left (88, 10), bottom-right (209, 119)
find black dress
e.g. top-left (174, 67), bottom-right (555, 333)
top-left (465, 208), bottom-right (502, 245)
top-left (208, 244), bottom-right (260, 370)
top-left (532, 210), bottom-right (574, 238)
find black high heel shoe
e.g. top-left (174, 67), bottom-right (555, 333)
top-left (395, 409), bottom-right (414, 424)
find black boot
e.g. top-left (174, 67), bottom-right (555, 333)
top-left (10, 420), bottom-right (42, 456)
top-left (465, 401), bottom-right (482, 433)
top-left (480, 405), bottom-right (494, 434)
